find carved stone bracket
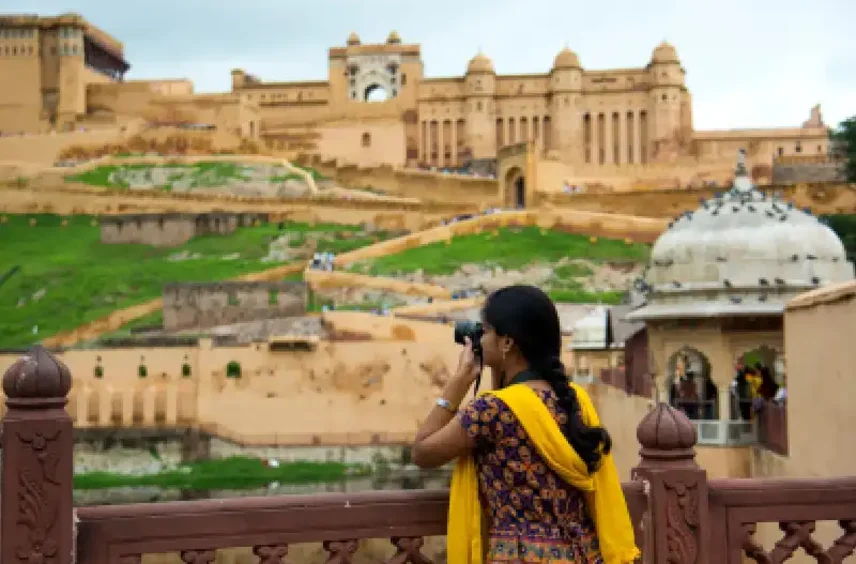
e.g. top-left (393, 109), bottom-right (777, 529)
top-left (323, 539), bottom-right (359, 563)
top-left (385, 536), bottom-right (432, 564)
top-left (254, 543), bottom-right (289, 564)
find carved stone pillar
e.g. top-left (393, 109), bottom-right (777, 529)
top-left (632, 403), bottom-right (709, 564)
top-left (1, 346), bottom-right (75, 564)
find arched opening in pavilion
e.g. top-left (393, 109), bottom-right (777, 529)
top-left (666, 347), bottom-right (718, 421)
top-left (732, 345), bottom-right (782, 421)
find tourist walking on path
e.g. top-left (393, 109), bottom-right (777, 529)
top-left (412, 285), bottom-right (639, 563)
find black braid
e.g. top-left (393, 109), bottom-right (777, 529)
top-left (533, 356), bottom-right (612, 474)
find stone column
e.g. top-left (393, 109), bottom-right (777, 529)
top-left (604, 112), bottom-right (614, 165)
top-left (591, 113), bottom-right (600, 166)
top-left (438, 122), bottom-right (446, 168)
top-left (1, 346), bottom-right (75, 564)
top-left (620, 111), bottom-right (629, 166)
top-left (450, 122), bottom-right (457, 168)
top-left (633, 110), bottom-right (642, 165)
top-left (633, 404), bottom-right (710, 564)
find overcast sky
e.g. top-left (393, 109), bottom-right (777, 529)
top-left (9, 0), bottom-right (854, 130)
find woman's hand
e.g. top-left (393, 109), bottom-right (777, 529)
top-left (454, 337), bottom-right (482, 385)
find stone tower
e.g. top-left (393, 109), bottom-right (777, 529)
top-left (53, 16), bottom-right (87, 129)
top-left (549, 47), bottom-right (583, 161)
top-left (463, 52), bottom-right (496, 159)
top-left (646, 41), bottom-right (685, 160)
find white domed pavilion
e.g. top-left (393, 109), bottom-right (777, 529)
top-left (625, 152), bottom-right (853, 444)
top-left (630, 152), bottom-right (853, 320)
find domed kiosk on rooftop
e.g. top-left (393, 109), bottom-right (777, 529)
top-left (622, 152), bottom-right (853, 446)
top-left (553, 47), bottom-right (582, 70)
top-left (650, 40), bottom-right (680, 64)
top-left (466, 52), bottom-right (495, 75)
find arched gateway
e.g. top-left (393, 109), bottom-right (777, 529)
top-left (504, 167), bottom-right (526, 209)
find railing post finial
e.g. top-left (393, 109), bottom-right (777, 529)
top-left (1, 346), bottom-right (75, 564)
top-left (632, 403), bottom-right (710, 563)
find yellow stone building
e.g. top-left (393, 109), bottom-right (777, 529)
top-left (0, 13), bottom-right (831, 183)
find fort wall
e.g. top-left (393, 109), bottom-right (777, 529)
top-left (304, 270), bottom-right (451, 300)
top-left (40, 263), bottom-right (309, 349)
top-left (0, 125), bottom-right (131, 165)
top-left (162, 281), bottom-right (307, 331)
top-left (0, 184), bottom-right (471, 229)
top-left (544, 182), bottom-right (856, 218)
top-left (0, 336), bottom-right (743, 480)
top-left (771, 155), bottom-right (844, 184)
top-left (296, 153), bottom-right (499, 205)
top-left (100, 212), bottom-right (266, 246)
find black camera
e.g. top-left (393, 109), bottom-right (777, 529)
top-left (454, 320), bottom-right (485, 392)
top-left (453, 320), bottom-right (484, 356)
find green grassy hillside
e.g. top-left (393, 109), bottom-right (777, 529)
top-left (66, 161), bottom-right (324, 191)
top-left (0, 214), bottom-right (385, 348)
top-left (347, 226), bottom-right (650, 305)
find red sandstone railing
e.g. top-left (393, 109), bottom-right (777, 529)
top-left (757, 400), bottom-right (789, 456)
top-left (2, 347), bottom-right (855, 563)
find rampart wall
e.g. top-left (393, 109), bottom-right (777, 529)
top-left (303, 270), bottom-right (451, 300)
top-left (0, 334), bottom-right (742, 479)
top-left (539, 182), bottom-right (856, 218)
top-left (772, 158), bottom-right (844, 184)
top-left (162, 281), bottom-right (307, 331)
top-left (100, 212), bottom-right (266, 246)
top-left (41, 262), bottom-right (309, 348)
top-left (0, 183), bottom-right (473, 230)
top-left (296, 153), bottom-right (500, 206)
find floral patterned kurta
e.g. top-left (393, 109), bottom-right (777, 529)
top-left (459, 389), bottom-right (604, 563)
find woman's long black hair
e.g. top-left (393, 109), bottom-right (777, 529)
top-left (482, 285), bottom-right (611, 473)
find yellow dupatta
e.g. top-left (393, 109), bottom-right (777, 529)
top-left (447, 384), bottom-right (640, 564)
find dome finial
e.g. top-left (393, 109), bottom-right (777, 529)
top-left (733, 149), bottom-right (753, 193)
top-left (735, 148), bottom-right (748, 176)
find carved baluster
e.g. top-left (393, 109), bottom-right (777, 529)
top-left (771, 521), bottom-right (824, 562)
top-left (254, 544), bottom-right (289, 564)
top-left (743, 520), bottom-right (856, 564)
top-left (741, 523), bottom-right (772, 564)
top-left (826, 520), bottom-right (856, 563)
top-left (181, 549), bottom-right (217, 564)
top-left (632, 404), bottom-right (708, 563)
top-left (385, 536), bottom-right (432, 564)
top-left (1, 346), bottom-right (74, 564)
top-left (323, 539), bottom-right (359, 563)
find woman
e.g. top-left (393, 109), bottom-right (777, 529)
top-left (412, 285), bottom-right (639, 563)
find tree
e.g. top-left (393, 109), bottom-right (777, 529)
top-left (830, 116), bottom-right (856, 182)
top-left (822, 214), bottom-right (856, 261)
